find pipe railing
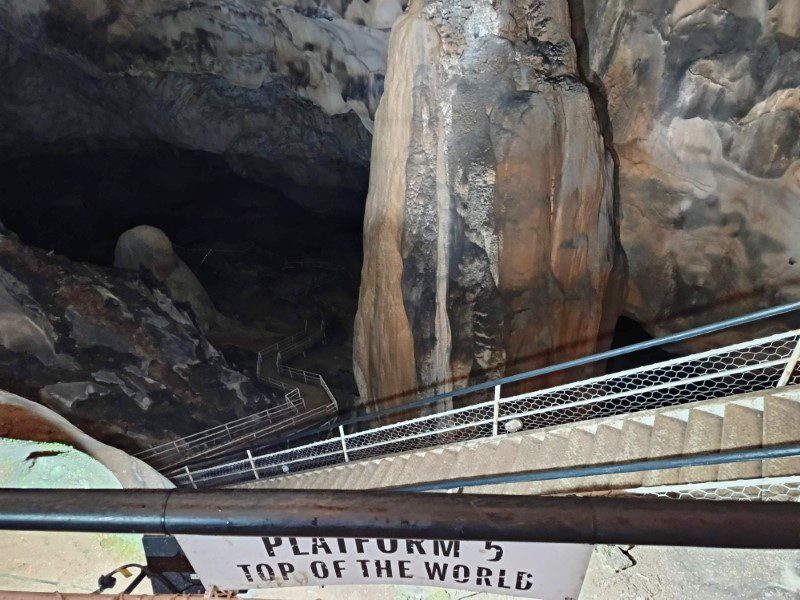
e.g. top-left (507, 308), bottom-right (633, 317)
top-left (136, 395), bottom-right (306, 464)
top-left (256, 301), bottom-right (800, 453)
top-left (137, 322), bottom-right (331, 469)
top-left (0, 488), bottom-right (799, 548)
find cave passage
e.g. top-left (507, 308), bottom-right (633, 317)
top-left (0, 141), bottom-right (365, 404)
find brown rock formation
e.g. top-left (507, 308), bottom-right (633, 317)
top-left (580, 0), bottom-right (800, 344)
top-left (354, 0), bottom-right (622, 410)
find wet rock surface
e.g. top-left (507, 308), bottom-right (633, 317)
top-left (0, 226), bottom-right (273, 451)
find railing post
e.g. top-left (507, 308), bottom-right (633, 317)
top-left (492, 384), bottom-right (501, 436)
top-left (339, 425), bottom-right (350, 462)
top-left (779, 334), bottom-right (800, 386)
top-left (247, 449), bottom-right (260, 480)
top-left (224, 424), bottom-right (232, 440)
top-left (184, 466), bottom-right (197, 489)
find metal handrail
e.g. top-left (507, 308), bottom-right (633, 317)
top-left (136, 398), bottom-right (306, 461)
top-left (394, 443), bottom-right (800, 492)
top-left (263, 301), bottom-right (800, 446)
top-left (3, 488), bottom-right (800, 548)
top-left (258, 322), bottom-right (338, 415)
top-left (172, 305), bottom-right (800, 487)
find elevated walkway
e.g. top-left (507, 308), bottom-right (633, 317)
top-left (169, 304), bottom-right (800, 490)
top-left (256, 321), bottom-right (338, 417)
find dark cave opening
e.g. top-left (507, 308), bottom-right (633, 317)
top-left (606, 316), bottom-right (675, 373)
top-left (0, 142), bottom-right (364, 408)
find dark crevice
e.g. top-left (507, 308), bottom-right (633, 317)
top-left (616, 545), bottom-right (638, 572)
top-left (566, 0), bottom-right (629, 354)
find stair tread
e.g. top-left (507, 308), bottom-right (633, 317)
top-left (764, 394), bottom-right (800, 476)
top-left (680, 408), bottom-right (724, 483)
top-left (642, 414), bottom-right (688, 486)
top-left (718, 403), bottom-right (763, 480)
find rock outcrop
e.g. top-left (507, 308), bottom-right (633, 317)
top-left (0, 226), bottom-right (271, 451)
top-left (0, 0), bottom-right (393, 214)
top-left (580, 0), bottom-right (800, 344)
top-left (114, 225), bottom-right (218, 333)
top-left (0, 388), bottom-right (171, 488)
top-left (353, 0), bottom-right (622, 410)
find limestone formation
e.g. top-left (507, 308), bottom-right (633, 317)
top-left (580, 0), bottom-right (800, 344)
top-left (353, 0), bottom-right (622, 410)
top-left (0, 0), bottom-right (391, 214)
top-left (114, 225), bottom-right (217, 332)
top-left (0, 226), bottom-right (271, 450)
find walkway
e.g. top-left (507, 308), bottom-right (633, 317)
top-left (168, 315), bottom-right (800, 488)
top-left (256, 321), bottom-right (338, 418)
top-left (135, 324), bottom-right (338, 472)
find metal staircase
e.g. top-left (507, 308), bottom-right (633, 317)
top-left (135, 324), bottom-right (337, 471)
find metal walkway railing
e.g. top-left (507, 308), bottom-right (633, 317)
top-left (136, 325), bottom-right (338, 471)
top-left (134, 391), bottom-right (306, 469)
top-left (256, 321), bottom-right (338, 413)
top-left (170, 302), bottom-right (800, 487)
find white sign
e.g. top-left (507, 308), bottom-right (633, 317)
top-left (176, 535), bottom-right (592, 599)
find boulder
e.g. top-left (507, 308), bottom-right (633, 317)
top-left (114, 225), bottom-right (217, 332)
top-left (0, 228), bottom-right (270, 451)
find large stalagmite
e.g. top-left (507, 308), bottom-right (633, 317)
top-left (354, 0), bottom-right (621, 410)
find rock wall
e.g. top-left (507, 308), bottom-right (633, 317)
top-left (353, 0), bottom-right (622, 410)
top-left (0, 226), bottom-right (271, 451)
top-left (0, 0), bottom-right (395, 214)
top-left (581, 0), bottom-right (800, 344)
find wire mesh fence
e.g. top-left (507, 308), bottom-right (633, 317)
top-left (621, 476), bottom-right (800, 502)
top-left (171, 329), bottom-right (800, 488)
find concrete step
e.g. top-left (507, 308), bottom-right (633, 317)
top-left (329, 464), bottom-right (358, 489)
top-left (679, 407), bottom-right (724, 483)
top-left (764, 393), bottom-right (800, 476)
top-left (313, 465), bottom-right (347, 489)
top-left (612, 417), bottom-right (655, 488)
top-left (576, 422), bottom-right (623, 490)
top-left (389, 452), bottom-right (432, 487)
top-left (529, 431), bottom-right (571, 495)
top-left (489, 433), bottom-right (544, 495)
top-left (718, 399), bottom-right (763, 481)
top-left (641, 412), bottom-right (688, 486)
top-left (552, 427), bottom-right (596, 492)
top-left (343, 458), bottom-right (381, 489)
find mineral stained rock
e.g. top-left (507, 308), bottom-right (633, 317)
top-left (0, 0), bottom-right (393, 214)
top-left (0, 226), bottom-right (270, 451)
top-left (580, 0), bottom-right (800, 344)
top-left (353, 0), bottom-right (622, 410)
